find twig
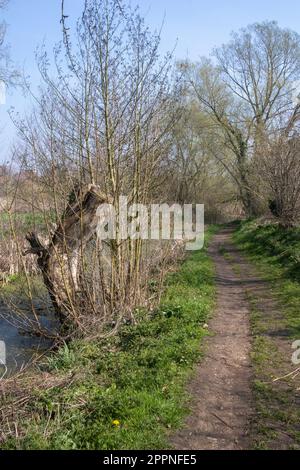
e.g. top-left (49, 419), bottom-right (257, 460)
top-left (273, 368), bottom-right (300, 383)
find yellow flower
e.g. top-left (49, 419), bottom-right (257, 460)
top-left (112, 419), bottom-right (121, 427)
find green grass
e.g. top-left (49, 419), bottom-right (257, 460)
top-left (0, 211), bottom-right (56, 240)
top-left (233, 220), bottom-right (300, 450)
top-left (0, 211), bottom-right (55, 227)
top-left (1, 227), bottom-right (218, 450)
top-left (233, 220), bottom-right (300, 338)
top-left (0, 274), bottom-right (47, 304)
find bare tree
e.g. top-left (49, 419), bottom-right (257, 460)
top-left (13, 0), bottom-right (180, 333)
top-left (184, 22), bottom-right (300, 216)
top-left (259, 104), bottom-right (300, 227)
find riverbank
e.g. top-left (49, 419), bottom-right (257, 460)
top-left (0, 227), bottom-right (217, 450)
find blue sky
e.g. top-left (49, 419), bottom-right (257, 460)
top-left (1, 0), bottom-right (300, 160)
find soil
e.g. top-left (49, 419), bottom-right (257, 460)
top-left (171, 227), bottom-right (253, 450)
top-left (171, 226), bottom-right (300, 450)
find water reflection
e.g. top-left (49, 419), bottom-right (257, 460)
top-left (0, 301), bottom-right (57, 375)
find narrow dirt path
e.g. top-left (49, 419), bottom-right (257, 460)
top-left (171, 226), bottom-right (254, 450)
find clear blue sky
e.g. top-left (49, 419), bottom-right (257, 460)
top-left (1, 0), bottom-right (300, 160)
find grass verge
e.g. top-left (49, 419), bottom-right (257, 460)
top-left (234, 220), bottom-right (300, 339)
top-left (233, 220), bottom-right (300, 450)
top-left (1, 227), bottom-right (217, 450)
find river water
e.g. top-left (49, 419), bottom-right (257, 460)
top-left (0, 301), bottom-right (55, 376)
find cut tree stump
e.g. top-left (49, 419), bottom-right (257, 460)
top-left (24, 185), bottom-right (109, 325)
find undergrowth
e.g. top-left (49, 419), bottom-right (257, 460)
top-left (1, 227), bottom-right (217, 450)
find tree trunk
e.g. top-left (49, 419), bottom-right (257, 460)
top-left (24, 185), bottom-right (109, 326)
top-left (236, 136), bottom-right (260, 218)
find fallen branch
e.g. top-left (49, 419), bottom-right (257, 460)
top-left (273, 368), bottom-right (300, 383)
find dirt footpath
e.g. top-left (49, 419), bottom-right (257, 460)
top-left (171, 227), bottom-right (254, 450)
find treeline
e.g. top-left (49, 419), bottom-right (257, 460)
top-left (1, 0), bottom-right (300, 337)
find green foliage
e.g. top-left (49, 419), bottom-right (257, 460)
top-left (234, 220), bottom-right (300, 279)
top-left (47, 344), bottom-right (77, 371)
top-left (3, 227), bottom-right (217, 450)
top-left (0, 274), bottom-right (47, 302)
top-left (234, 221), bottom-right (300, 450)
top-left (234, 220), bottom-right (300, 337)
top-left (0, 211), bottom-right (55, 239)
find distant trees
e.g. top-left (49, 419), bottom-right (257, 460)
top-left (3, 5), bottom-right (300, 337)
top-left (167, 97), bottom-right (235, 221)
top-left (183, 22), bottom-right (300, 218)
top-left (169, 102), bottom-right (211, 204)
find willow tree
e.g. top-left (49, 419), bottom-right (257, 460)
top-left (18, 0), bottom-right (179, 331)
top-left (185, 22), bottom-right (300, 216)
